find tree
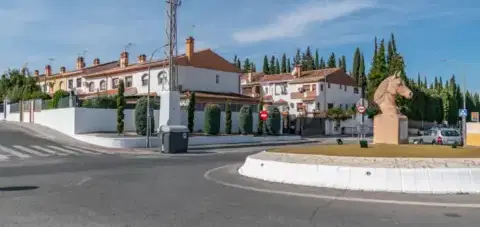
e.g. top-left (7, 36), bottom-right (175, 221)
top-left (314, 49), bottom-right (320, 70)
top-left (352, 48), bottom-right (361, 84)
top-left (257, 97), bottom-right (264, 135)
top-left (359, 53), bottom-right (366, 97)
top-left (243, 58), bottom-right (251, 73)
top-left (367, 38), bottom-right (388, 100)
top-left (281, 54), bottom-right (287, 73)
top-left (204, 104), bottom-right (221, 135)
top-left (187, 91), bottom-right (196, 132)
top-left (287, 58), bottom-right (292, 72)
top-left (269, 56), bottom-right (276, 74)
top-left (238, 105), bottom-right (253, 135)
top-left (304, 46), bottom-right (315, 70)
top-left (294, 49), bottom-right (302, 65)
top-left (275, 58), bottom-right (281, 74)
top-left (225, 101), bottom-right (232, 134)
top-left (341, 55), bottom-right (347, 72)
top-left (262, 55), bottom-right (269, 74)
top-left (319, 57), bottom-right (326, 69)
top-left (327, 52), bottom-right (336, 68)
top-left (135, 97), bottom-right (155, 136)
top-left (116, 79), bottom-right (125, 134)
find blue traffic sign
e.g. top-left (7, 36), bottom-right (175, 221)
top-left (459, 109), bottom-right (468, 117)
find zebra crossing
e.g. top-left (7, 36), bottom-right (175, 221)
top-left (0, 144), bottom-right (114, 160)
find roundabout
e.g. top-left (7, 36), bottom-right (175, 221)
top-left (237, 144), bottom-right (480, 194)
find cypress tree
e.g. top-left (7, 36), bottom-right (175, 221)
top-left (314, 49), bottom-right (320, 69)
top-left (262, 55), bottom-right (269, 74)
top-left (367, 38), bottom-right (388, 100)
top-left (287, 58), bottom-right (292, 72)
top-left (327, 52), bottom-right (336, 68)
top-left (250, 62), bottom-right (256, 72)
top-left (187, 91), bottom-right (196, 132)
top-left (281, 54), bottom-right (287, 73)
top-left (359, 53), bottom-right (366, 97)
top-left (342, 55), bottom-right (347, 72)
top-left (243, 58), bottom-right (251, 73)
top-left (434, 77), bottom-right (439, 90)
top-left (304, 46), bottom-right (314, 70)
top-left (257, 97), bottom-right (264, 135)
top-left (417, 73), bottom-right (421, 86)
top-left (294, 49), bottom-right (301, 65)
top-left (319, 57), bottom-right (326, 69)
top-left (269, 56), bottom-right (276, 74)
top-left (116, 79), bottom-right (125, 134)
top-left (225, 101), bottom-right (232, 134)
top-left (424, 76), bottom-right (428, 88)
top-left (352, 48), bottom-right (361, 84)
top-left (275, 59), bottom-right (281, 74)
top-left (338, 58), bottom-right (342, 69)
top-left (236, 59), bottom-right (241, 69)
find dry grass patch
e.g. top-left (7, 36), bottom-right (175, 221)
top-left (268, 144), bottom-right (480, 158)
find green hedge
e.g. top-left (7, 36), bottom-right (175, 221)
top-left (238, 105), bottom-right (253, 135)
top-left (204, 104), bottom-right (221, 135)
top-left (135, 97), bottom-right (155, 136)
top-left (82, 96), bottom-right (117, 109)
top-left (50, 90), bottom-right (70, 109)
top-left (266, 106), bottom-right (281, 135)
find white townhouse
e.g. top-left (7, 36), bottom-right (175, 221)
top-left (241, 65), bottom-right (361, 116)
top-left (35, 37), bottom-right (258, 109)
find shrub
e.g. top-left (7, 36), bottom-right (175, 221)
top-left (117, 80), bottom-right (125, 134)
top-left (257, 98), bottom-right (264, 135)
top-left (29, 91), bottom-right (51, 100)
top-left (225, 101), bottom-right (232, 134)
top-left (359, 140), bottom-right (368, 148)
top-left (266, 105), bottom-right (281, 135)
top-left (238, 105), bottom-right (253, 135)
top-left (204, 104), bottom-right (221, 135)
top-left (326, 107), bottom-right (349, 121)
top-left (135, 97), bottom-right (155, 136)
top-left (50, 90), bottom-right (69, 109)
top-left (187, 92), bottom-right (196, 132)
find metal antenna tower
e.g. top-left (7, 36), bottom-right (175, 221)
top-left (165, 0), bottom-right (181, 91)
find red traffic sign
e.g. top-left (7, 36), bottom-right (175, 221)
top-left (357, 105), bottom-right (366, 114)
top-left (260, 110), bottom-right (268, 121)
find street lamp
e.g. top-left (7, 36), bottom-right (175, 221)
top-left (146, 44), bottom-right (169, 148)
top-left (441, 59), bottom-right (468, 145)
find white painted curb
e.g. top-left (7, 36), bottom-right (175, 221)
top-left (238, 154), bottom-right (480, 194)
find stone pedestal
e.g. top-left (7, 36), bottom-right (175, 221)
top-left (373, 114), bottom-right (409, 145)
top-left (158, 91), bottom-right (181, 128)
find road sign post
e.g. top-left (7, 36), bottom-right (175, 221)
top-left (260, 110), bottom-right (268, 121)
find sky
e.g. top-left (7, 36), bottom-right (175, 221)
top-left (1, 0), bottom-right (480, 91)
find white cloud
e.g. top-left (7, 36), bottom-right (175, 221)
top-left (232, 0), bottom-right (376, 44)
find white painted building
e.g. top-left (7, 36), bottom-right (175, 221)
top-left (241, 66), bottom-right (361, 116)
top-left (35, 37), bottom-right (250, 106)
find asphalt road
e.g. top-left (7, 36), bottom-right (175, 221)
top-left (1, 122), bottom-right (479, 226)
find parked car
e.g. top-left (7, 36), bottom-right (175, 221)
top-left (413, 128), bottom-right (463, 146)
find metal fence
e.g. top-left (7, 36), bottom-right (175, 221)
top-left (0, 103), bottom-right (3, 113)
top-left (10, 103), bottom-right (19, 113)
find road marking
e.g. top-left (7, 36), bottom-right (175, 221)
top-left (204, 164), bottom-right (480, 209)
top-left (66, 146), bottom-right (113, 154)
top-left (13, 145), bottom-right (49, 157)
top-left (31, 145), bottom-right (67, 156)
top-left (0, 145), bottom-right (31, 158)
top-left (62, 146), bottom-right (99, 155)
top-left (76, 176), bottom-right (92, 186)
top-left (47, 146), bottom-right (80, 155)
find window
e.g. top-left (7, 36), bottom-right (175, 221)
top-left (345, 104), bottom-right (349, 109)
top-left (311, 84), bottom-right (316, 92)
top-left (316, 102), bottom-right (320, 110)
top-left (339, 104), bottom-right (343, 109)
top-left (344, 85), bottom-right (347, 92)
top-left (264, 87), bottom-right (268, 94)
top-left (141, 74), bottom-right (148, 86)
top-left (157, 71), bottom-right (167, 85)
top-left (281, 84), bottom-right (287, 95)
top-left (320, 84), bottom-right (324, 91)
top-left (59, 81), bottom-right (64, 90)
top-left (328, 83), bottom-right (331, 88)
top-left (76, 78), bottom-right (82, 88)
top-left (302, 85), bottom-right (310, 91)
top-left (112, 78), bottom-right (119, 89)
top-left (125, 76), bottom-right (133, 88)
top-left (68, 80), bottom-right (73, 89)
top-left (328, 103), bottom-right (334, 109)
top-left (88, 82), bottom-right (95, 92)
top-left (354, 87), bottom-right (359, 94)
top-left (100, 80), bottom-right (106, 90)
top-left (216, 75), bottom-right (220, 84)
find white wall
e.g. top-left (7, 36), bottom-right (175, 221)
top-left (178, 66), bottom-right (240, 93)
top-left (34, 108), bottom-right (76, 135)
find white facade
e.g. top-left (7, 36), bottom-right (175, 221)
top-left (252, 81), bottom-right (361, 116)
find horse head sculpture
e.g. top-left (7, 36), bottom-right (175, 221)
top-left (373, 71), bottom-right (413, 117)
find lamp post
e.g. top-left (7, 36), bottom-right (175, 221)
top-left (442, 59), bottom-right (468, 145)
top-left (146, 44), bottom-right (169, 148)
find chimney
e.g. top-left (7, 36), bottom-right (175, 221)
top-left (76, 57), bottom-right (85, 70)
top-left (185, 36), bottom-right (194, 61)
top-left (93, 58), bottom-right (100, 66)
top-left (34, 70), bottom-right (39, 77)
top-left (294, 64), bottom-right (302, 78)
top-left (138, 54), bottom-right (147, 63)
top-left (120, 51), bottom-right (129, 68)
top-left (247, 71), bottom-right (253, 83)
top-left (45, 65), bottom-right (52, 77)
top-left (60, 66), bottom-right (66, 74)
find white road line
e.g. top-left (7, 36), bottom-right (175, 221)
top-left (31, 145), bottom-right (67, 156)
top-left (13, 145), bottom-right (49, 157)
top-left (47, 146), bottom-right (80, 155)
top-left (65, 146), bottom-right (113, 154)
top-left (0, 148), bottom-right (10, 160)
top-left (0, 145), bottom-right (31, 158)
top-left (62, 146), bottom-right (99, 155)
